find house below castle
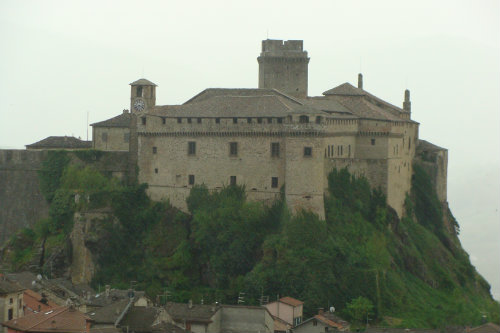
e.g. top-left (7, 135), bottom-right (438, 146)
top-left (90, 39), bottom-right (448, 218)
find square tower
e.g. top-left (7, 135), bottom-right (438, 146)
top-left (257, 39), bottom-right (310, 98)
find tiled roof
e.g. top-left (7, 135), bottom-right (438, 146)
top-left (279, 297), bottom-right (303, 307)
top-left (91, 112), bottom-right (132, 128)
top-left (468, 323), bottom-right (500, 333)
top-left (323, 82), bottom-right (367, 96)
top-left (24, 289), bottom-right (58, 314)
top-left (183, 88), bottom-right (303, 105)
top-left (86, 289), bottom-right (145, 307)
top-left (0, 278), bottom-right (24, 294)
top-left (154, 95), bottom-right (323, 118)
top-left (130, 78), bottom-right (157, 86)
top-left (6, 272), bottom-right (39, 290)
top-left (2, 305), bottom-right (90, 333)
top-left (416, 139), bottom-right (447, 152)
top-left (86, 299), bottom-right (131, 324)
top-left (150, 322), bottom-right (187, 333)
top-left (164, 302), bottom-right (218, 323)
top-left (120, 306), bottom-right (163, 332)
top-left (26, 136), bottom-right (92, 149)
top-left (313, 314), bottom-right (344, 329)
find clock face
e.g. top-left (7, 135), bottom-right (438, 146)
top-left (133, 99), bottom-right (146, 112)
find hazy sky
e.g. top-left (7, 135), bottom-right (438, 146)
top-left (1, 0), bottom-right (499, 300)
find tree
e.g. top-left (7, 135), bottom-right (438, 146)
top-left (346, 296), bottom-right (375, 325)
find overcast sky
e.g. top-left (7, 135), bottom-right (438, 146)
top-left (1, 0), bottom-right (499, 300)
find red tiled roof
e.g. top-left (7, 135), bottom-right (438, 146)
top-left (314, 314), bottom-right (343, 329)
top-left (23, 289), bottom-right (57, 314)
top-left (279, 296), bottom-right (303, 307)
top-left (2, 305), bottom-right (90, 333)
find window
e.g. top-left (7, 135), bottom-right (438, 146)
top-left (348, 145), bottom-right (351, 157)
top-left (257, 118), bottom-right (263, 124)
top-left (315, 116), bottom-right (322, 124)
top-left (136, 86), bottom-right (143, 97)
top-left (304, 147), bottom-right (312, 157)
top-left (8, 308), bottom-right (13, 320)
top-left (189, 175), bottom-right (195, 185)
top-left (197, 118), bottom-right (202, 124)
top-left (371, 138), bottom-right (376, 145)
top-left (188, 141), bottom-right (196, 155)
top-left (271, 177), bottom-right (278, 188)
top-left (141, 117), bottom-right (146, 125)
top-left (299, 115), bottom-right (309, 123)
top-left (124, 132), bottom-right (130, 143)
top-left (233, 118), bottom-right (238, 124)
top-left (154, 168), bottom-right (158, 174)
top-left (230, 176), bottom-right (237, 186)
top-left (229, 142), bottom-right (238, 156)
top-left (409, 137), bottom-right (411, 149)
top-left (9, 298), bottom-right (13, 304)
top-left (101, 132), bottom-right (108, 142)
top-left (162, 117), bottom-right (166, 125)
top-left (247, 117), bottom-right (252, 123)
top-left (152, 146), bottom-right (157, 154)
top-left (177, 118), bottom-right (182, 124)
top-left (271, 142), bottom-right (280, 157)
top-left (328, 145), bottom-right (331, 157)
top-left (325, 327), bottom-right (329, 332)
top-left (187, 118), bottom-right (192, 124)
top-left (340, 145), bottom-right (343, 156)
top-left (215, 118), bottom-right (220, 124)
top-left (267, 118), bottom-right (272, 124)
top-left (277, 117), bottom-right (283, 124)
top-left (313, 319), bottom-right (318, 327)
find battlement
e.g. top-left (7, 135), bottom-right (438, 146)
top-left (260, 39), bottom-right (307, 58)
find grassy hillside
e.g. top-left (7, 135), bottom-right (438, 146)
top-left (2, 150), bottom-right (498, 328)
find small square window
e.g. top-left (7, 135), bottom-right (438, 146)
top-left (257, 118), bottom-right (263, 124)
top-left (197, 118), bottom-right (202, 124)
top-left (247, 118), bottom-right (252, 123)
top-left (162, 117), bottom-right (166, 125)
top-left (230, 176), bottom-right (236, 186)
top-left (277, 118), bottom-right (283, 124)
top-left (271, 142), bottom-right (280, 157)
top-left (229, 142), bottom-right (238, 156)
top-left (154, 168), bottom-right (158, 174)
top-left (152, 147), bottom-right (157, 154)
top-left (271, 177), bottom-right (278, 188)
top-left (304, 147), bottom-right (312, 157)
top-left (141, 117), bottom-right (146, 125)
top-left (299, 115), bottom-right (309, 123)
top-left (189, 175), bottom-right (195, 185)
top-left (216, 118), bottom-right (220, 124)
top-left (177, 118), bottom-right (182, 124)
top-left (267, 118), bottom-right (272, 124)
top-left (371, 138), bottom-right (376, 145)
top-left (188, 141), bottom-right (196, 155)
top-left (233, 118), bottom-right (238, 124)
top-left (187, 118), bottom-right (192, 124)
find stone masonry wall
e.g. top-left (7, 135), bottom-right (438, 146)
top-left (0, 150), bottom-right (129, 246)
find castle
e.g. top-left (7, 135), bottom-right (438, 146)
top-left (89, 39), bottom-right (448, 218)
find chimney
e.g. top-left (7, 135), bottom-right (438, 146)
top-left (188, 299), bottom-right (193, 309)
top-left (403, 89), bottom-right (411, 112)
top-left (358, 73), bottom-right (363, 89)
top-left (105, 285), bottom-right (110, 298)
top-left (123, 109), bottom-right (129, 114)
top-left (318, 308), bottom-right (324, 316)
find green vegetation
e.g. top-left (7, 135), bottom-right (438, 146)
top-left (4, 155), bottom-right (498, 328)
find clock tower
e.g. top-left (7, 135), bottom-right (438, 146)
top-left (130, 78), bottom-right (157, 113)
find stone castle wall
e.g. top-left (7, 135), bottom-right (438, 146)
top-left (0, 150), bottom-right (129, 245)
top-left (92, 126), bottom-right (130, 152)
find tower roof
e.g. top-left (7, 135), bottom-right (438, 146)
top-left (129, 78), bottom-right (157, 86)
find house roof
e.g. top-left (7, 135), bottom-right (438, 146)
top-left (0, 278), bottom-right (25, 295)
top-left (26, 136), bottom-right (92, 150)
top-left (153, 95), bottom-right (324, 118)
top-left (120, 306), bottom-right (163, 332)
top-left (183, 88), bottom-right (303, 105)
top-left (323, 82), bottom-right (367, 96)
top-left (86, 289), bottom-right (145, 307)
top-left (130, 78), bottom-right (157, 86)
top-left (164, 302), bottom-right (218, 323)
top-left (91, 112), bottom-right (132, 128)
top-left (24, 289), bottom-right (58, 313)
top-left (2, 306), bottom-right (90, 333)
top-left (5, 272), bottom-right (39, 290)
top-left (468, 323), bottom-right (500, 333)
top-left (279, 297), bottom-right (303, 307)
top-left (150, 322), bottom-right (187, 333)
top-left (416, 139), bottom-right (447, 152)
top-left (86, 299), bottom-right (131, 324)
